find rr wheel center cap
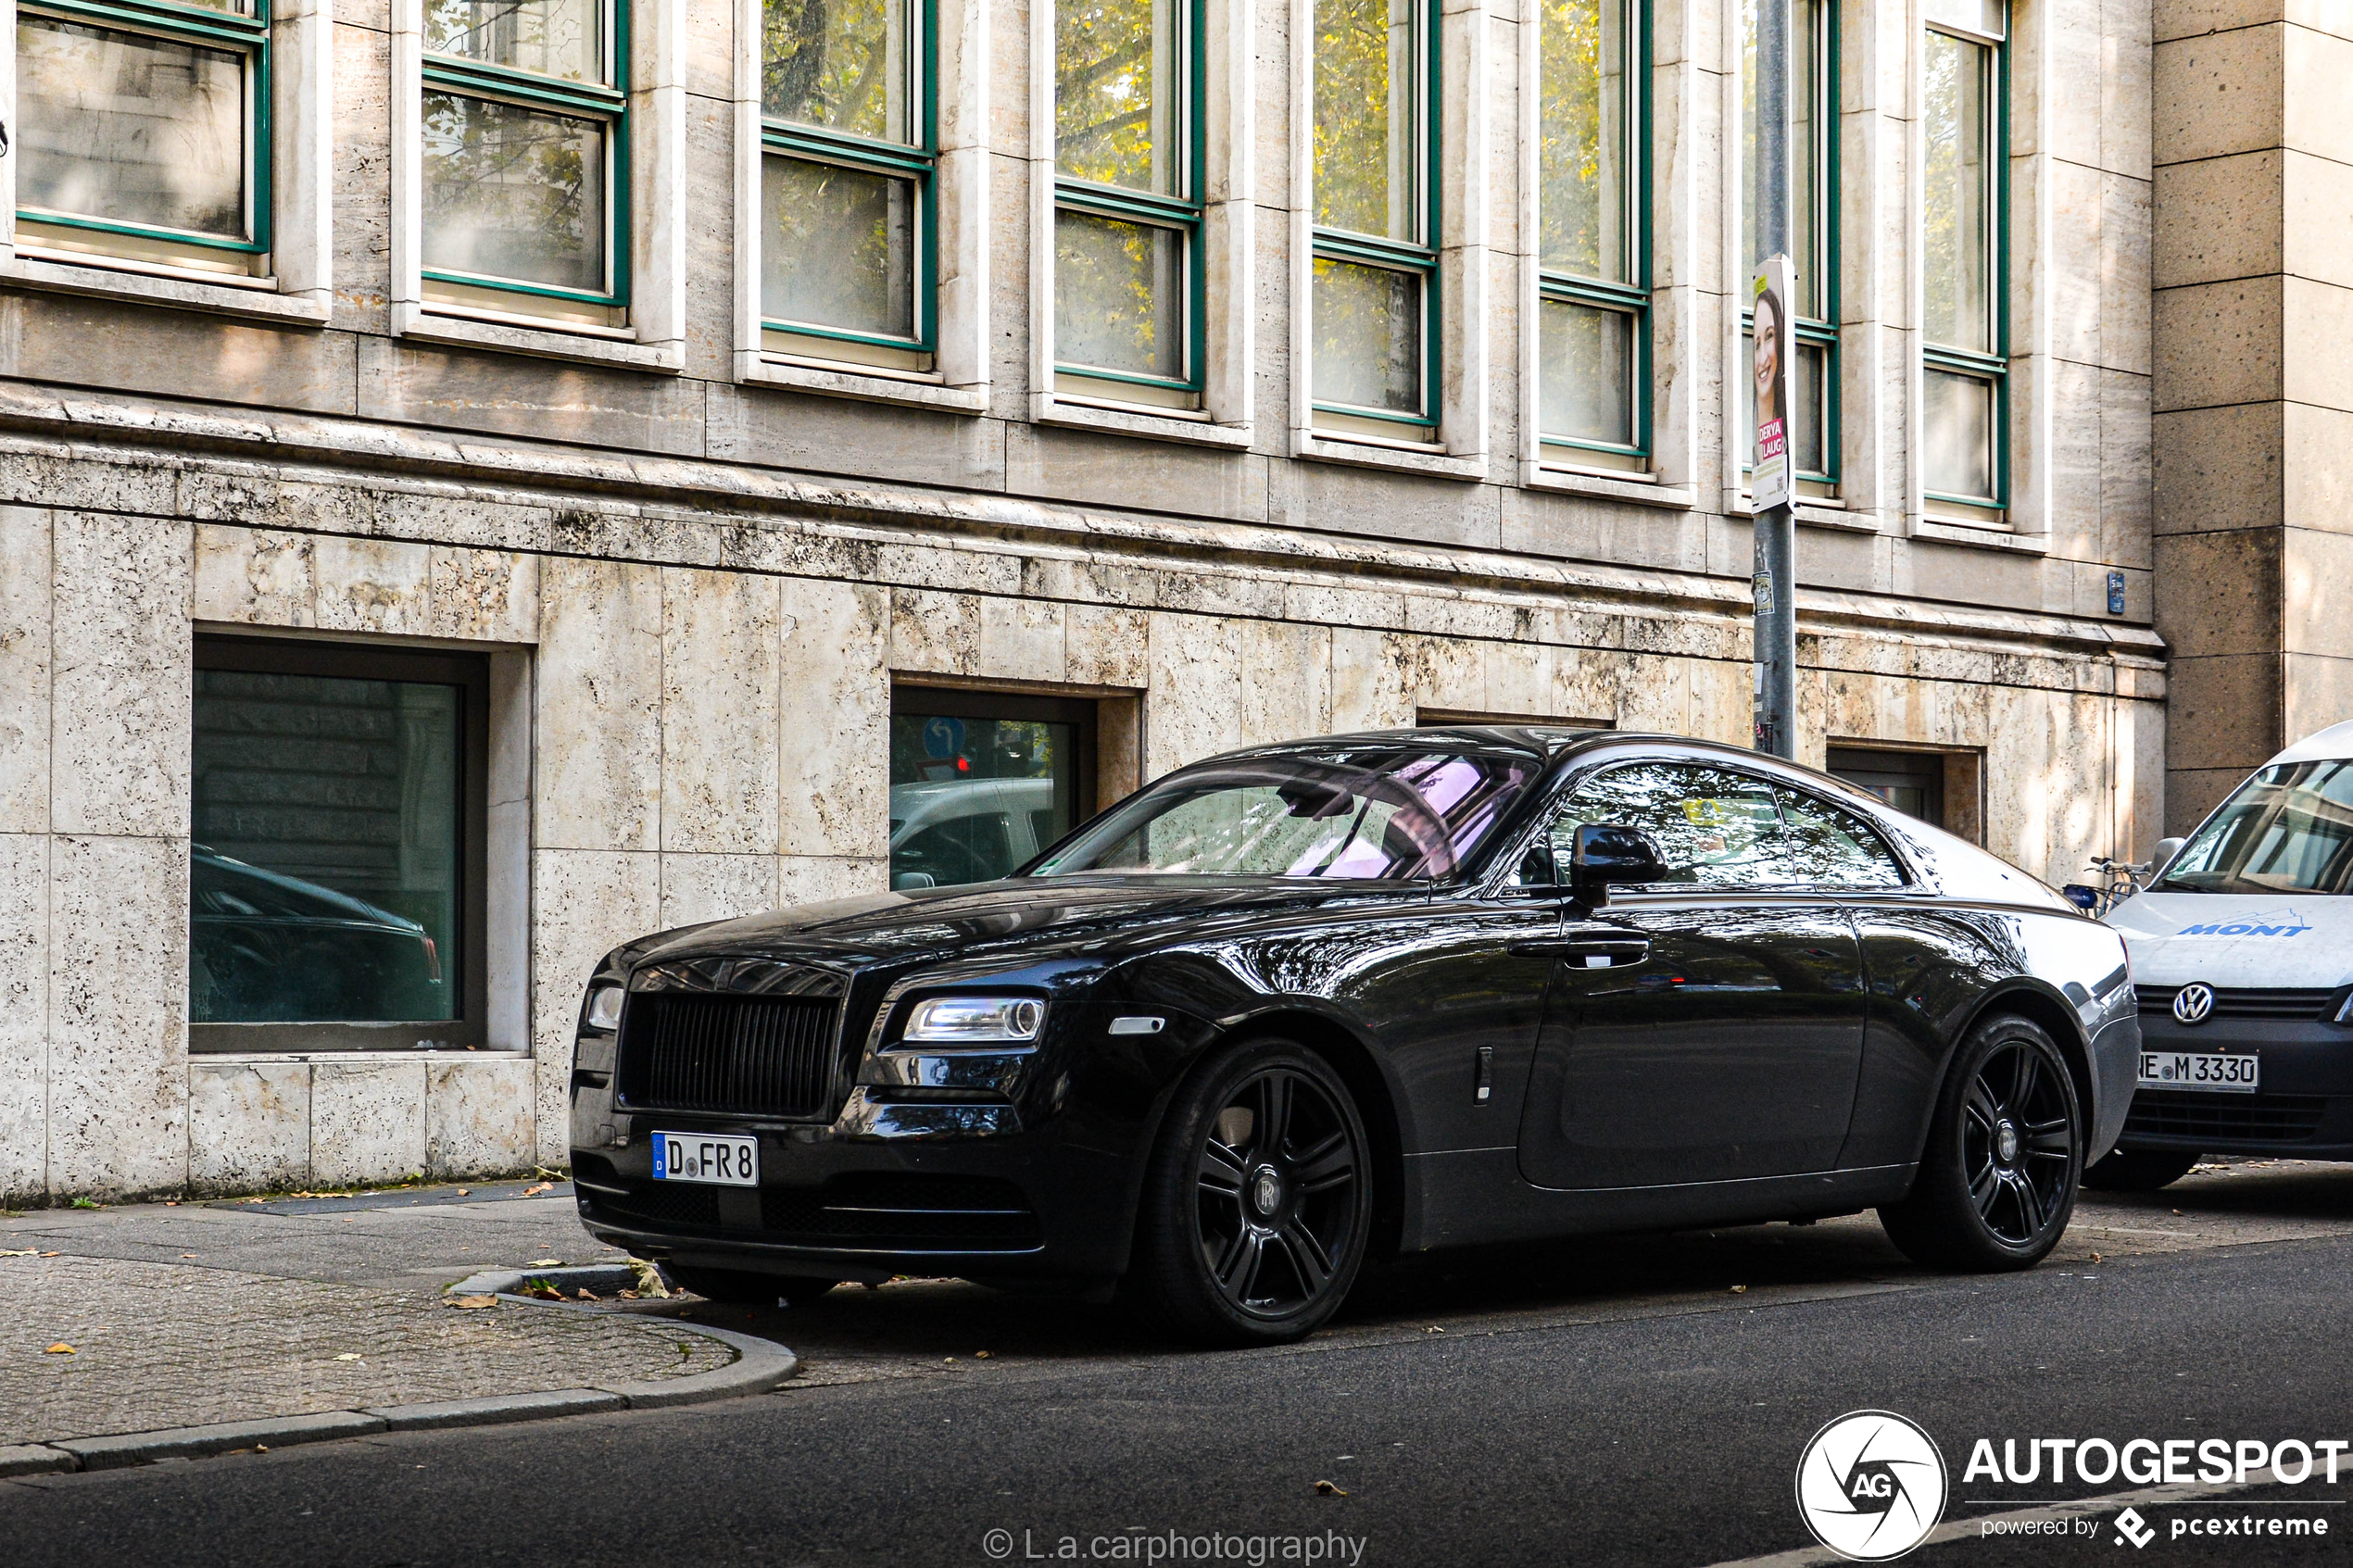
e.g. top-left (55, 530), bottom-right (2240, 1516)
top-left (1994, 1120), bottom-right (2020, 1165)
top-left (1251, 1167), bottom-right (1284, 1217)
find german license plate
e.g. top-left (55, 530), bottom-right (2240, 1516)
top-left (650, 1131), bottom-right (759, 1185)
top-left (2138, 1051), bottom-right (2259, 1094)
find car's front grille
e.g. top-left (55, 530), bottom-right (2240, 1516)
top-left (2138, 986), bottom-right (2342, 1021)
top-left (2124, 1090), bottom-right (2331, 1144)
top-left (615, 992), bottom-right (839, 1120)
top-left (579, 1168), bottom-right (1041, 1252)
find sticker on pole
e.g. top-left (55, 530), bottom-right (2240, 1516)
top-left (1753, 255), bottom-right (1797, 512)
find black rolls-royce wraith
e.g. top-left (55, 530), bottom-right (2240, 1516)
top-left (569, 729), bottom-right (2140, 1344)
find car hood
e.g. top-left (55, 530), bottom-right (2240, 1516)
top-left (2106, 890), bottom-right (2353, 988)
top-left (632, 876), bottom-right (1423, 972)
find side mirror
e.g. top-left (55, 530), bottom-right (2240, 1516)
top-left (891, 871), bottom-right (937, 891)
top-left (2150, 836), bottom-right (2185, 877)
top-left (1571, 823), bottom-right (1666, 906)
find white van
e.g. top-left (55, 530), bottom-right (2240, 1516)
top-left (2097, 720), bottom-right (2353, 1189)
top-left (887, 776), bottom-right (1061, 889)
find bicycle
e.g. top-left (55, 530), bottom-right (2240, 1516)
top-left (2062, 856), bottom-right (2152, 917)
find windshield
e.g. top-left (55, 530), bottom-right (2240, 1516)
top-left (2162, 759), bottom-right (2353, 895)
top-left (1028, 749), bottom-right (1535, 880)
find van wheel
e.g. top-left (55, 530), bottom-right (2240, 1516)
top-left (2082, 1148), bottom-right (2200, 1192)
top-left (1880, 1014), bottom-right (2081, 1271)
top-left (1125, 1038), bottom-right (1372, 1347)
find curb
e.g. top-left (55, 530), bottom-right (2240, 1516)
top-left (1, 1299), bottom-right (797, 1478)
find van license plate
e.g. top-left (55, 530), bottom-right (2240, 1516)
top-left (2138, 1052), bottom-right (2259, 1094)
top-left (651, 1132), bottom-right (759, 1185)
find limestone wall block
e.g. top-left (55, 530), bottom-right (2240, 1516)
top-left (0, 833), bottom-right (46, 1201)
top-left (1020, 553), bottom-right (1158, 609)
top-left (51, 513), bottom-right (191, 839)
top-left (553, 507), bottom-right (724, 568)
top-left (779, 578), bottom-right (889, 859)
top-left (661, 567), bottom-right (782, 855)
top-left (1147, 613), bottom-right (1246, 773)
top-left (1281, 582), bottom-right (1407, 632)
top-left (312, 534), bottom-right (432, 635)
top-left (47, 834), bottom-right (188, 1197)
top-left (1238, 621), bottom-right (1332, 746)
top-left (311, 1059), bottom-right (428, 1185)
top-left (428, 547), bottom-right (540, 642)
top-left (1151, 565), bottom-right (1289, 621)
top-left (1066, 605), bottom-right (1151, 687)
top-left (873, 542), bottom-right (1026, 596)
top-left (425, 1057), bottom-right (537, 1178)
top-left (0, 451), bottom-right (180, 519)
top-left (778, 854), bottom-right (890, 908)
top-left (890, 587), bottom-right (983, 675)
top-left (194, 525), bottom-right (317, 628)
top-left (978, 596), bottom-right (1069, 684)
top-left (1482, 639), bottom-right (1559, 722)
top-left (535, 556), bottom-right (662, 853)
top-left (660, 851), bottom-right (780, 929)
top-left (187, 1061), bottom-right (310, 1195)
top-left (0, 508), bottom-right (50, 835)
top-left (531, 847), bottom-right (661, 1164)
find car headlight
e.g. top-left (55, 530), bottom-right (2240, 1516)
top-left (583, 983), bottom-right (625, 1033)
top-left (901, 996), bottom-right (1046, 1045)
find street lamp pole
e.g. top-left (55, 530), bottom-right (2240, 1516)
top-left (1752, 0), bottom-right (1798, 760)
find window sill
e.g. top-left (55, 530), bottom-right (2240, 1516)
top-left (738, 352), bottom-right (988, 414)
top-left (1525, 461), bottom-right (1695, 508)
top-left (396, 302), bottom-right (685, 371)
top-left (0, 249), bottom-right (331, 324)
top-left (1914, 517), bottom-right (2047, 554)
top-left (1294, 430), bottom-right (1485, 481)
top-left (1034, 394), bottom-right (1253, 449)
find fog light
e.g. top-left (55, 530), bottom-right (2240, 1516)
top-left (902, 996), bottom-right (1046, 1044)
top-left (583, 984), bottom-right (625, 1033)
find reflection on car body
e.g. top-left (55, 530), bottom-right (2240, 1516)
top-left (889, 777), bottom-right (1059, 889)
top-left (190, 846), bottom-right (445, 1023)
top-left (570, 730), bottom-right (2139, 1345)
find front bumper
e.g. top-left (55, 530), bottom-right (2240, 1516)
top-left (2118, 1012), bottom-right (2353, 1158)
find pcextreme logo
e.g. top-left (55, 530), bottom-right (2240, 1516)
top-left (1794, 1411), bottom-right (1950, 1562)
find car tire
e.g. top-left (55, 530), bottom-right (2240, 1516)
top-left (1879, 1012), bottom-right (2082, 1272)
top-left (2082, 1148), bottom-right (2201, 1192)
top-left (666, 1264), bottom-right (841, 1307)
top-left (1124, 1037), bottom-right (1374, 1347)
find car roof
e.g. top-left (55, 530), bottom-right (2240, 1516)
top-left (2269, 720), bottom-right (2353, 767)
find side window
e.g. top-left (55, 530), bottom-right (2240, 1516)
top-left (1773, 786), bottom-right (1907, 888)
top-left (1548, 762), bottom-right (1785, 887)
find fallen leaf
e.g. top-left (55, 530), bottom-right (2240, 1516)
top-left (522, 1184), bottom-right (553, 1198)
top-left (447, 1295), bottom-right (498, 1310)
top-left (334, 1353), bottom-right (362, 1362)
top-left (1315, 1480), bottom-right (1348, 1497)
top-left (525, 1258), bottom-right (564, 1268)
top-left (2090, 1252), bottom-right (2104, 1263)
top-left (44, 1343), bottom-right (72, 1354)
top-left (455, 1189), bottom-right (470, 1197)
top-left (518, 1280), bottom-right (564, 1301)
top-left (255, 1445), bottom-right (270, 1453)
top-left (975, 1350), bottom-right (993, 1360)
top-left (1421, 1325), bottom-right (1445, 1335)
top-left (181, 1253), bottom-right (198, 1260)
top-left (943, 1356), bottom-right (959, 1363)
top-left (0, 1248), bottom-right (36, 1257)
top-left (619, 1289), bottom-right (641, 1300)
top-left (39, 1251), bottom-right (58, 1258)
top-left (1730, 1285), bottom-right (1749, 1294)
top-left (575, 1287), bottom-right (600, 1302)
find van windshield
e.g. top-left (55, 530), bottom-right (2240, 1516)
top-left (1029, 748), bottom-right (1534, 881)
top-left (2161, 759), bottom-right (2353, 895)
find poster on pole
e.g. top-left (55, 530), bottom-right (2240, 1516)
top-left (1751, 255), bottom-right (1796, 512)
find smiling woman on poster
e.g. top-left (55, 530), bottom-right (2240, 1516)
top-left (1753, 284), bottom-right (1782, 434)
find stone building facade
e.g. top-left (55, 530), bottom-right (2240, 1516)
top-left (0, 0), bottom-right (2160, 1201)
top-left (2151, 0), bottom-right (2353, 831)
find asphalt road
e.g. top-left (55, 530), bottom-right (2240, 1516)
top-left (8, 1169), bottom-right (2353, 1568)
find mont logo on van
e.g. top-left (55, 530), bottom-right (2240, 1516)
top-left (2176, 922), bottom-right (2313, 937)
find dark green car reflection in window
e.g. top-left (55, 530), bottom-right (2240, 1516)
top-left (190, 670), bottom-right (461, 1023)
top-left (888, 711), bottom-right (1080, 888)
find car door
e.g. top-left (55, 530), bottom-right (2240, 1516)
top-left (1514, 761), bottom-right (1872, 1190)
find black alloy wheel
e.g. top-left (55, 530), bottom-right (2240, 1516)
top-left (1126, 1039), bottom-right (1373, 1346)
top-left (1881, 1013), bottom-right (2082, 1271)
top-left (2082, 1147), bottom-right (2201, 1192)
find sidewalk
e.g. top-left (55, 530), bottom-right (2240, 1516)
top-left (0, 1181), bottom-right (795, 1471)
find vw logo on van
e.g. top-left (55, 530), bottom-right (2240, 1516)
top-left (2172, 983), bottom-right (2217, 1026)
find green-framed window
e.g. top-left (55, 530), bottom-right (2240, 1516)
top-left (1535, 0), bottom-right (1644, 465)
top-left (14, 0), bottom-right (273, 275)
top-left (761, 0), bottom-right (936, 368)
top-left (1742, 0), bottom-right (1835, 487)
top-left (1052, 0), bottom-right (1202, 407)
top-left (1921, 0), bottom-right (2007, 513)
top-left (1311, 0), bottom-right (1438, 436)
top-left (420, 0), bottom-right (628, 322)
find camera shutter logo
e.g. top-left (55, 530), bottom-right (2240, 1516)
top-left (1794, 1411), bottom-right (1948, 1561)
top-left (2172, 983), bottom-right (2216, 1026)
